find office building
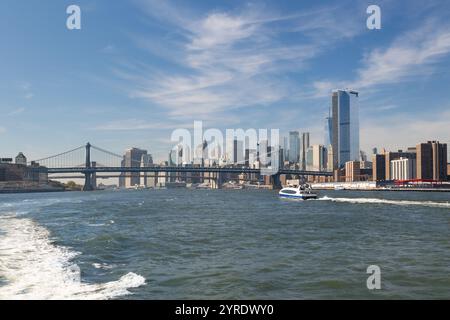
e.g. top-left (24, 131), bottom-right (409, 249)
top-left (288, 131), bottom-right (300, 163)
top-left (390, 157), bottom-right (416, 181)
top-left (233, 139), bottom-right (244, 165)
top-left (324, 116), bottom-right (333, 147)
top-left (345, 161), bottom-right (360, 182)
top-left (305, 146), bottom-right (313, 171)
top-left (326, 145), bottom-right (333, 171)
top-left (447, 163), bottom-right (450, 180)
top-left (384, 150), bottom-right (416, 180)
top-left (417, 141), bottom-right (448, 181)
top-left (140, 154), bottom-right (154, 187)
top-left (301, 132), bottom-right (310, 170)
top-left (311, 144), bottom-right (326, 171)
top-left (124, 148), bottom-right (147, 188)
top-left (331, 89), bottom-right (360, 169)
top-left (372, 154), bottom-right (386, 181)
top-left (259, 140), bottom-right (270, 166)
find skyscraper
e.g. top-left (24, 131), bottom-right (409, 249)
top-left (258, 140), bottom-right (269, 166)
top-left (324, 115), bottom-right (332, 147)
top-left (331, 89), bottom-right (360, 169)
top-left (301, 132), bottom-right (310, 170)
top-left (233, 139), bottom-right (244, 165)
top-left (140, 154), bottom-right (154, 187)
top-left (288, 131), bottom-right (300, 163)
top-left (124, 148), bottom-right (148, 188)
top-left (311, 144), bottom-right (326, 171)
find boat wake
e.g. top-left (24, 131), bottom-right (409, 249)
top-left (318, 196), bottom-right (450, 208)
top-left (0, 217), bottom-right (146, 300)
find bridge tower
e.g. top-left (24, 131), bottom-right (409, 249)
top-left (83, 142), bottom-right (94, 191)
top-left (271, 173), bottom-right (282, 189)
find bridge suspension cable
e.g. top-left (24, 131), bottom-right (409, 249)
top-left (28, 145), bottom-right (86, 168)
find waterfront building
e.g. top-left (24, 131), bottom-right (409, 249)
top-left (390, 157), bottom-right (416, 181)
top-left (416, 141), bottom-right (448, 181)
top-left (384, 150), bottom-right (416, 180)
top-left (372, 154), bottom-right (386, 181)
top-left (331, 89), bottom-right (360, 169)
top-left (0, 162), bottom-right (46, 183)
top-left (345, 161), bottom-right (360, 182)
top-left (288, 131), bottom-right (300, 163)
top-left (15, 152), bottom-right (27, 165)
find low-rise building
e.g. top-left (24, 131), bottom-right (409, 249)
top-left (345, 161), bottom-right (360, 182)
top-left (390, 157), bottom-right (416, 180)
top-left (15, 152), bottom-right (27, 165)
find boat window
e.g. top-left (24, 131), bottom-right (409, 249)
top-left (281, 189), bottom-right (297, 194)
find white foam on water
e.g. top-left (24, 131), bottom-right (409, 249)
top-left (0, 217), bottom-right (145, 300)
top-left (0, 197), bottom-right (84, 216)
top-left (318, 196), bottom-right (450, 208)
top-left (93, 263), bottom-right (116, 270)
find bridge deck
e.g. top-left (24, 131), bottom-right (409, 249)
top-left (36, 166), bottom-right (333, 176)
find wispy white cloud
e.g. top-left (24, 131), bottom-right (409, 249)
top-left (351, 20), bottom-right (450, 89)
top-left (93, 119), bottom-right (192, 131)
top-left (313, 19), bottom-right (450, 96)
top-left (122, 1), bottom-right (363, 118)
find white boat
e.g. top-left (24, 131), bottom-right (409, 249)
top-left (279, 184), bottom-right (318, 200)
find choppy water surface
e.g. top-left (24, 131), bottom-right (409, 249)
top-left (0, 189), bottom-right (449, 299)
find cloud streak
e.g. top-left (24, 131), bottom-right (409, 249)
top-left (314, 18), bottom-right (450, 96)
top-left (123, 1), bottom-right (363, 118)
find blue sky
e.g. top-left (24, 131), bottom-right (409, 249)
top-left (1, 0), bottom-right (450, 162)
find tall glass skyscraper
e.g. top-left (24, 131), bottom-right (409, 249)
top-left (301, 132), bottom-right (310, 170)
top-left (324, 115), bottom-right (332, 147)
top-left (331, 89), bottom-right (360, 169)
top-left (288, 131), bottom-right (300, 163)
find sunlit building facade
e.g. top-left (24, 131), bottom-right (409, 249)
top-left (331, 89), bottom-right (360, 169)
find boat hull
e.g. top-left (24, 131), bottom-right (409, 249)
top-left (279, 193), bottom-right (318, 200)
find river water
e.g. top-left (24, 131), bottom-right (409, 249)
top-left (0, 189), bottom-right (449, 299)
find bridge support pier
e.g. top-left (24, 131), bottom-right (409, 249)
top-left (82, 142), bottom-right (94, 191)
top-left (271, 174), bottom-right (282, 189)
top-left (83, 172), bottom-right (94, 191)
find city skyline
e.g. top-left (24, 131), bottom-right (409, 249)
top-left (1, 0), bottom-right (450, 162)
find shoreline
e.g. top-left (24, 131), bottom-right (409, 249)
top-left (2, 186), bottom-right (450, 194)
top-left (0, 189), bottom-right (66, 194)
